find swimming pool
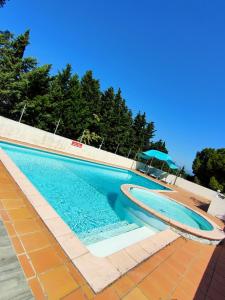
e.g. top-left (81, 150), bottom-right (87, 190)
top-left (0, 141), bottom-right (169, 245)
top-left (121, 184), bottom-right (225, 243)
top-left (128, 187), bottom-right (213, 230)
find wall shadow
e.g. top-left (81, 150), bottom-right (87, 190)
top-left (194, 238), bottom-right (225, 299)
top-left (107, 192), bottom-right (119, 210)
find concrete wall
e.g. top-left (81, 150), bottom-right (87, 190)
top-left (0, 116), bottom-right (218, 202)
top-left (0, 116), bottom-right (137, 169)
top-left (139, 165), bottom-right (217, 202)
top-left (172, 176), bottom-right (217, 202)
top-left (208, 196), bottom-right (225, 220)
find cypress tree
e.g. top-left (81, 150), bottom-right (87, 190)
top-left (0, 30), bottom-right (37, 118)
top-left (80, 70), bottom-right (101, 134)
top-left (0, 30), bottom-right (174, 162)
top-left (0, 0), bottom-right (8, 8)
top-left (149, 139), bottom-right (168, 153)
top-left (99, 87), bottom-right (115, 150)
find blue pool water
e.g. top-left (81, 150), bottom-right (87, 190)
top-left (0, 141), bottom-right (169, 242)
top-left (129, 187), bottom-right (213, 230)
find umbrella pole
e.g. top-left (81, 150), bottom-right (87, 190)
top-left (147, 158), bottom-right (154, 175)
top-left (173, 169), bottom-right (180, 185)
top-left (144, 160), bottom-right (148, 168)
top-left (166, 167), bottom-right (170, 183)
top-left (149, 157), bottom-right (153, 166)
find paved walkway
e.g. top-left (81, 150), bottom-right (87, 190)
top-left (0, 162), bottom-right (225, 299)
top-left (0, 219), bottom-right (33, 299)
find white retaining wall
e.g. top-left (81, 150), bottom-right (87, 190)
top-left (0, 116), bottom-right (137, 169)
top-left (0, 116), bottom-right (218, 202)
top-left (207, 196), bottom-right (225, 220)
top-left (144, 166), bottom-right (217, 202)
top-left (165, 174), bottom-right (217, 202)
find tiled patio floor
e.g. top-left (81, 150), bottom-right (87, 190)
top-left (0, 162), bottom-right (225, 300)
top-left (0, 219), bottom-right (34, 299)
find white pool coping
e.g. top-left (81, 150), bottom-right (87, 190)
top-left (121, 184), bottom-right (225, 242)
top-left (87, 226), bottom-right (157, 257)
top-left (0, 148), bottom-right (180, 292)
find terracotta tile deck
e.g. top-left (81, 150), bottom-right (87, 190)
top-left (0, 162), bottom-right (225, 299)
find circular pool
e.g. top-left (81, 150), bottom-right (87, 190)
top-left (121, 184), bottom-right (225, 243)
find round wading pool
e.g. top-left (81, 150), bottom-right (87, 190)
top-left (121, 184), bottom-right (225, 244)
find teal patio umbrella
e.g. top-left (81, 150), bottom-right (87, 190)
top-left (139, 150), bottom-right (179, 180)
top-left (139, 150), bottom-right (178, 169)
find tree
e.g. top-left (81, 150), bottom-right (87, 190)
top-left (132, 112), bottom-right (155, 155)
top-left (80, 129), bottom-right (101, 145)
top-left (209, 176), bottom-right (223, 192)
top-left (149, 139), bottom-right (168, 153)
top-left (192, 148), bottom-right (225, 191)
top-left (80, 70), bottom-right (101, 133)
top-left (0, 30), bottom-right (50, 121)
top-left (143, 121), bottom-right (155, 150)
top-left (0, 0), bottom-right (8, 8)
top-left (62, 72), bottom-right (88, 138)
top-left (0, 30), bottom-right (171, 161)
top-left (110, 89), bottom-right (134, 155)
top-left (99, 87), bottom-right (117, 151)
top-left (12, 30), bottom-right (30, 59)
top-left (98, 88), bottom-right (134, 155)
top-left (46, 64), bottom-right (89, 138)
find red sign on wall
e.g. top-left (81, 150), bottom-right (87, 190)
top-left (71, 140), bottom-right (83, 148)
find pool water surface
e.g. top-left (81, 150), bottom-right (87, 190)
top-left (129, 187), bottom-right (213, 231)
top-left (0, 141), bottom-right (169, 243)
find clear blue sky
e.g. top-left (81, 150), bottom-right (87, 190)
top-left (1, 0), bottom-right (225, 172)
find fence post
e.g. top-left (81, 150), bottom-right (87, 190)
top-left (115, 144), bottom-right (120, 154)
top-left (18, 103), bottom-right (26, 123)
top-left (134, 150), bottom-right (140, 160)
top-left (99, 138), bottom-right (104, 149)
top-left (54, 118), bottom-right (61, 135)
top-left (79, 130), bottom-right (85, 143)
top-left (127, 148), bottom-right (132, 158)
top-left (173, 169), bottom-right (180, 185)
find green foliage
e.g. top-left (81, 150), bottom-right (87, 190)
top-left (0, 31), bottom-right (44, 119)
top-left (99, 87), bottom-right (135, 155)
top-left (80, 129), bottom-right (101, 145)
top-left (209, 176), bottom-right (223, 192)
top-left (149, 139), bottom-right (168, 153)
top-left (0, 0), bottom-right (8, 8)
top-left (133, 112), bottom-right (154, 149)
top-left (192, 148), bottom-right (225, 191)
top-left (0, 30), bottom-right (167, 159)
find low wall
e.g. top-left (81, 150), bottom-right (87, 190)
top-left (140, 165), bottom-right (217, 202)
top-left (0, 116), bottom-right (137, 169)
top-left (207, 196), bottom-right (225, 220)
top-left (0, 116), bottom-right (217, 202)
top-left (156, 170), bottom-right (217, 202)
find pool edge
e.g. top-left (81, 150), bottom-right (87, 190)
top-left (0, 136), bottom-right (173, 192)
top-left (0, 147), bottom-right (179, 293)
top-left (121, 184), bottom-right (225, 243)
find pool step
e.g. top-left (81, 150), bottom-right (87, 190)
top-left (79, 221), bottom-right (140, 245)
top-left (78, 220), bottom-right (130, 238)
top-left (87, 226), bottom-right (157, 257)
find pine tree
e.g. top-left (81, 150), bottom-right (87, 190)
top-left (133, 112), bottom-right (146, 150)
top-left (0, 0), bottom-right (8, 8)
top-left (0, 30), bottom-right (171, 161)
top-left (12, 30), bottom-right (30, 59)
top-left (113, 89), bottom-right (133, 156)
top-left (99, 87), bottom-right (116, 150)
top-left (80, 70), bottom-right (101, 134)
top-left (12, 64), bottom-right (52, 127)
top-left (61, 72), bottom-right (88, 139)
top-left (149, 139), bottom-right (168, 153)
top-left (0, 30), bottom-right (37, 118)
